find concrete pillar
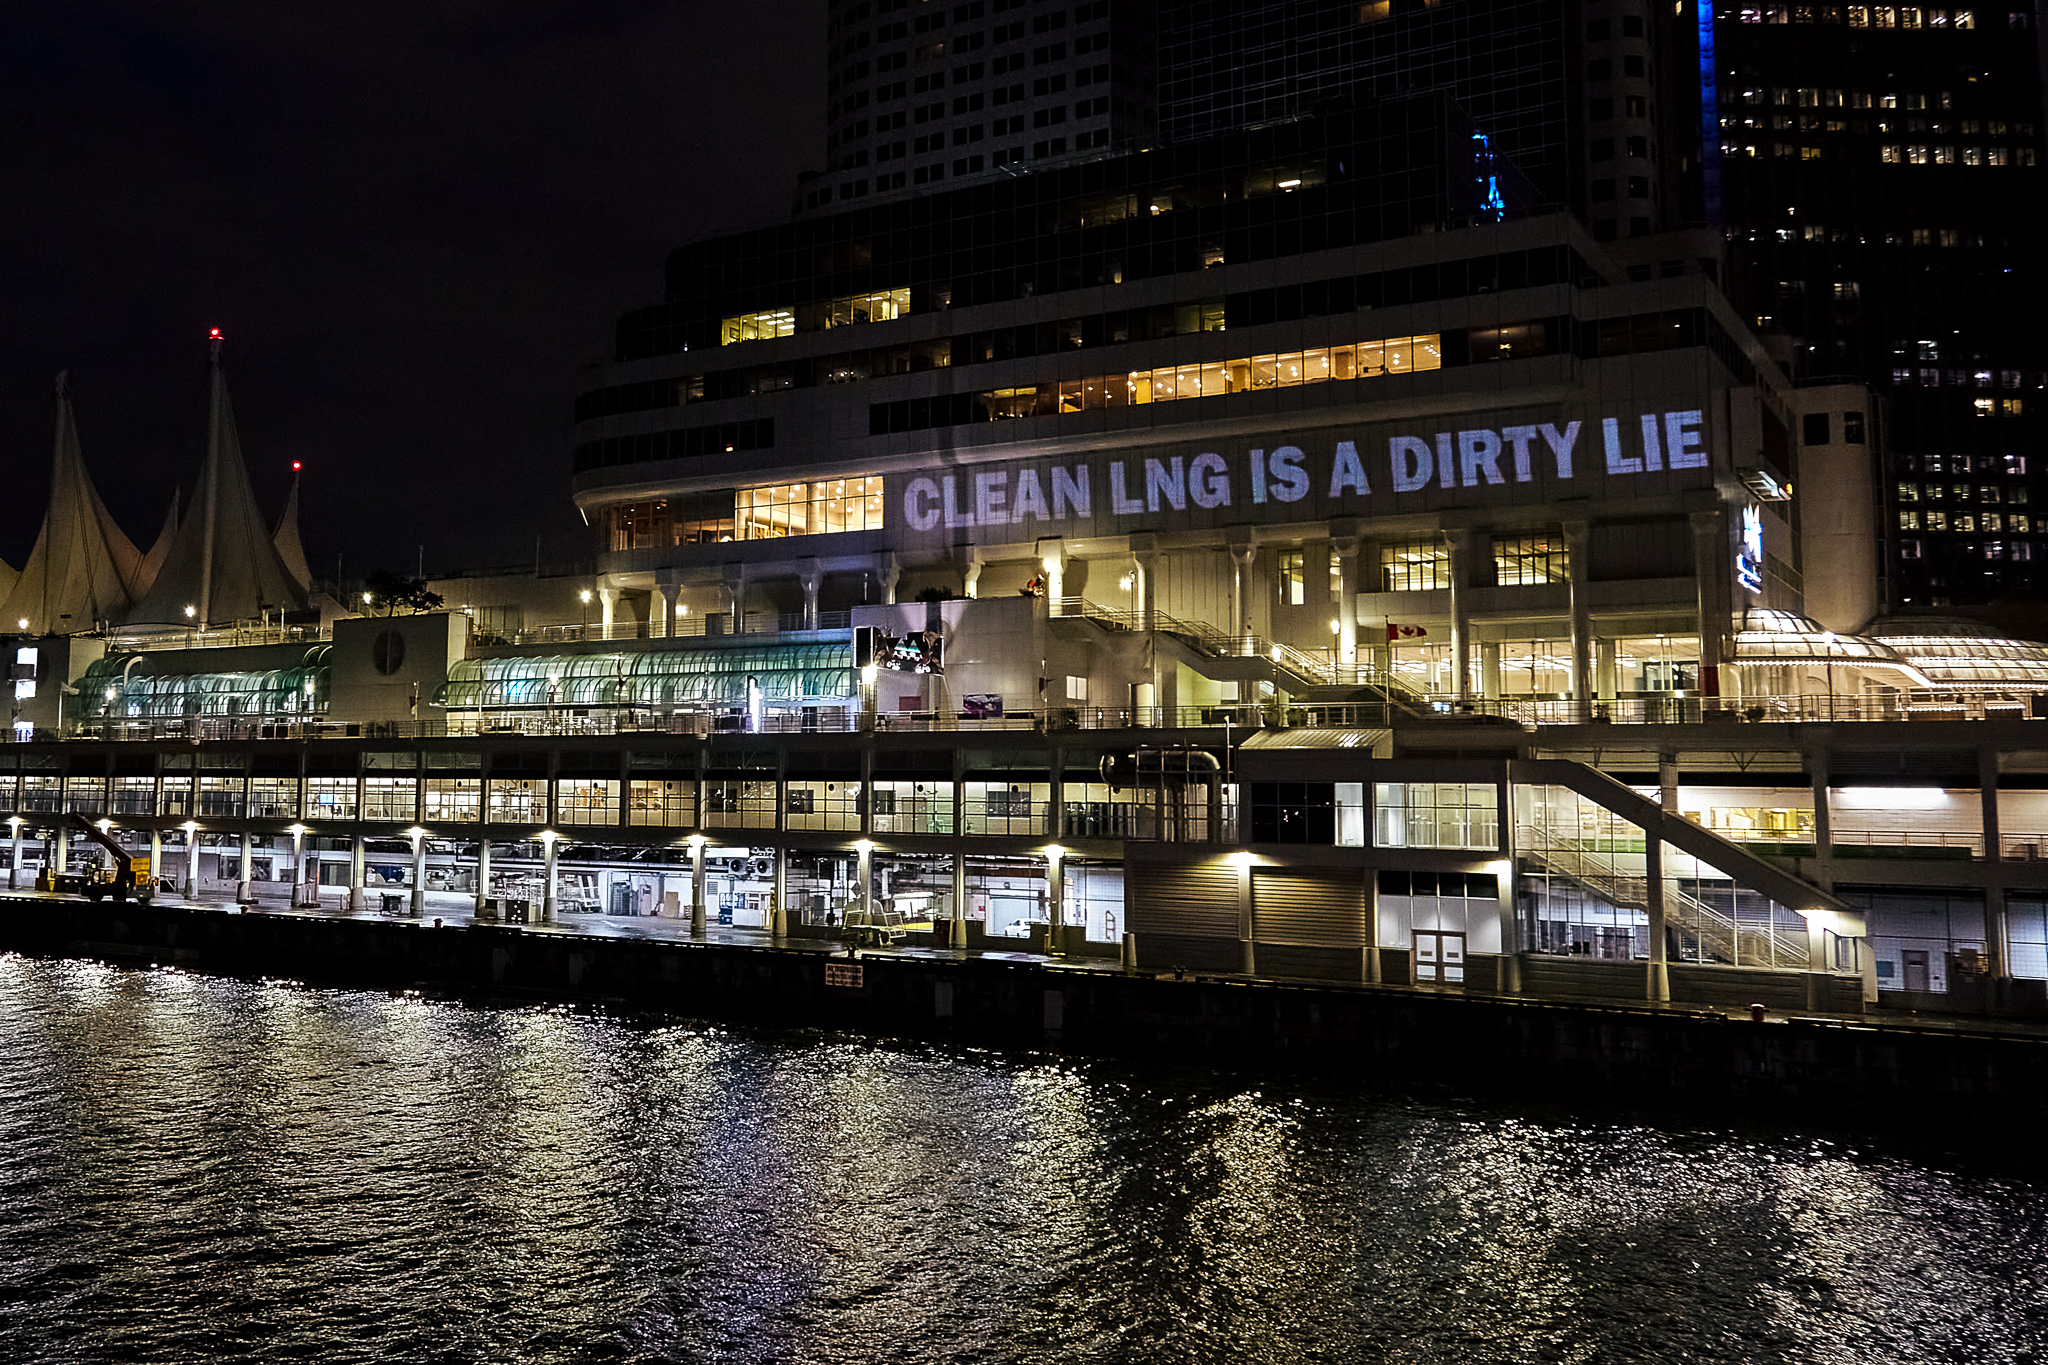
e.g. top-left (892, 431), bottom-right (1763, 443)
top-left (690, 838), bottom-right (707, 936)
top-left (1479, 642), bottom-right (1502, 700)
top-left (1038, 540), bottom-right (1066, 613)
top-left (1645, 834), bottom-right (1671, 1002)
top-left (1228, 540), bottom-right (1256, 640)
top-left (1596, 637), bottom-right (1620, 701)
top-left (799, 559), bottom-right (823, 631)
top-left (963, 556), bottom-right (983, 600)
top-left (290, 826), bottom-right (305, 906)
top-left (878, 553), bottom-right (900, 606)
top-left (951, 850), bottom-right (967, 949)
top-left (856, 841), bottom-right (873, 916)
top-left (8, 822), bottom-right (20, 891)
top-left (1045, 847), bottom-right (1066, 957)
top-left (474, 838), bottom-right (492, 919)
top-left (1363, 862), bottom-right (1382, 983)
top-left (238, 831), bottom-right (251, 886)
top-left (1982, 747), bottom-right (2006, 978)
top-left (721, 567), bottom-right (745, 629)
top-left (409, 830), bottom-right (425, 918)
top-left (54, 829), bottom-right (67, 875)
top-left (1690, 509), bottom-right (1727, 700)
top-left (1445, 530), bottom-right (1474, 703)
top-left (1809, 750), bottom-right (1834, 887)
top-left (770, 845), bottom-right (787, 937)
top-left (349, 834), bottom-right (365, 912)
top-left (1659, 753), bottom-right (1680, 815)
top-left (1237, 851), bottom-right (1255, 976)
top-left (598, 585), bottom-right (618, 635)
top-left (1564, 519), bottom-right (1592, 714)
top-left (653, 582), bottom-right (678, 639)
top-left (541, 834), bottom-right (558, 923)
top-left (183, 826), bottom-right (198, 899)
top-left (1332, 531), bottom-right (1361, 670)
top-left (149, 828), bottom-right (161, 887)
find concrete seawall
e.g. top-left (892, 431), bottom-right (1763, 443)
top-left (6, 896), bottom-right (2046, 1128)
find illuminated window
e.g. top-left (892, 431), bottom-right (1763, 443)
top-left (1900, 509), bottom-right (1921, 529)
top-left (1493, 534), bottom-right (1569, 586)
top-left (736, 476), bottom-right (886, 539)
top-left (800, 287), bottom-right (911, 331)
top-left (1380, 541), bottom-right (1452, 592)
top-left (1278, 551), bottom-right (1308, 605)
top-left (719, 308), bottom-right (796, 345)
top-left (1374, 782), bottom-right (1499, 850)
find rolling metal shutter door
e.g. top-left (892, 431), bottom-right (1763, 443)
top-left (1252, 870), bottom-right (1367, 947)
top-left (1127, 862), bottom-right (1239, 939)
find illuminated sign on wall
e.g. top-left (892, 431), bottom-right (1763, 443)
top-left (886, 405), bottom-right (1714, 549)
top-left (1736, 503), bottom-right (1766, 595)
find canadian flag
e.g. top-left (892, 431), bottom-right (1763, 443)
top-left (1386, 623), bottom-right (1428, 641)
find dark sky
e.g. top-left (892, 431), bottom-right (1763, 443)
top-left (1, 0), bottom-right (825, 582)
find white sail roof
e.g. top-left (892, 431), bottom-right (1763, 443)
top-left (0, 373), bottom-right (145, 634)
top-left (126, 337), bottom-right (309, 627)
top-left (135, 488), bottom-right (180, 600)
top-left (273, 472), bottom-right (314, 592)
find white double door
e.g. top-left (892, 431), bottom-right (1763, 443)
top-left (1414, 930), bottom-right (1466, 984)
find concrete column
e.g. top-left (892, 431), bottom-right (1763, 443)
top-left (962, 556), bottom-right (983, 600)
top-left (1659, 753), bottom-right (1680, 814)
top-left (1445, 530), bottom-right (1474, 703)
top-left (409, 830), bottom-right (425, 918)
top-left (1363, 862), bottom-right (1382, 983)
top-left (474, 838), bottom-right (492, 919)
top-left (598, 586), bottom-right (618, 635)
top-left (1479, 642), bottom-right (1502, 700)
top-left (238, 831), bottom-right (252, 886)
top-left (1133, 549), bottom-right (1158, 634)
top-left (951, 849), bottom-right (967, 949)
top-left (1332, 532), bottom-right (1361, 670)
top-left (690, 837), bottom-right (707, 935)
top-left (1596, 637), bottom-right (1620, 700)
top-left (653, 582), bottom-right (678, 639)
top-left (770, 845), bottom-right (787, 937)
top-left (799, 559), bottom-right (823, 631)
top-left (1809, 750), bottom-right (1834, 888)
top-left (183, 826), bottom-right (198, 899)
top-left (1689, 509), bottom-right (1727, 700)
top-left (54, 829), bottom-right (67, 875)
top-left (1982, 747), bottom-right (2006, 978)
top-left (1237, 851), bottom-right (1255, 976)
top-left (1045, 848), bottom-right (1066, 957)
top-left (349, 833), bottom-right (365, 912)
top-left (721, 567), bottom-right (745, 629)
top-left (290, 826), bottom-right (305, 905)
top-left (149, 828), bottom-right (161, 887)
top-left (856, 840), bottom-right (873, 917)
top-left (1228, 540), bottom-right (1256, 640)
top-left (1564, 519), bottom-right (1592, 714)
top-left (541, 833), bottom-right (558, 923)
top-left (1645, 834), bottom-right (1670, 1002)
top-left (8, 822), bottom-right (20, 891)
top-left (1038, 540), bottom-right (1066, 613)
top-left (878, 552), bottom-right (900, 606)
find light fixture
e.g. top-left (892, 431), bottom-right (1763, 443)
top-left (1042, 843), bottom-right (1065, 862)
top-left (14, 619), bottom-right (24, 631)
top-left (95, 819), bottom-right (111, 833)
top-left (1330, 619), bottom-right (1342, 634)
top-left (853, 839), bottom-right (874, 854)
top-left (184, 605), bottom-right (197, 619)
top-left (362, 592), bottom-right (372, 605)
top-left (405, 826), bottom-right (426, 842)
top-left (580, 589), bottom-right (593, 604)
top-left (287, 824), bottom-right (306, 837)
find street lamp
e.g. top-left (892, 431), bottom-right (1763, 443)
top-left (579, 588), bottom-right (594, 637)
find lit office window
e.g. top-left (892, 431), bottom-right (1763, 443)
top-left (737, 476), bottom-right (886, 540)
top-left (1493, 534), bottom-right (1569, 586)
top-left (1023, 334), bottom-right (1442, 414)
top-left (720, 308), bottom-right (797, 345)
top-left (1379, 541), bottom-right (1452, 592)
top-left (1374, 782), bottom-right (1499, 851)
top-left (804, 288), bottom-right (911, 330)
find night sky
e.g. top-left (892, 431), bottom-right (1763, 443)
top-left (2, 1), bottom-right (825, 584)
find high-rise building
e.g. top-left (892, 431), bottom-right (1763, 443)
top-left (1702, 3), bottom-right (2048, 608)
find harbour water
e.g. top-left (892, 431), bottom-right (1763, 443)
top-left (0, 954), bottom-right (2041, 1364)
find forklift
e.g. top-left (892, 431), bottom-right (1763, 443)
top-left (38, 813), bottom-right (153, 903)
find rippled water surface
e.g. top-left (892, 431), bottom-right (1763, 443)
top-left (0, 955), bottom-right (2044, 1363)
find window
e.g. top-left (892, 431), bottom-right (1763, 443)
top-left (1494, 534), bottom-right (1569, 586)
top-left (719, 308), bottom-right (796, 345)
top-left (1380, 541), bottom-right (1452, 592)
top-left (1278, 550), bottom-right (1309, 606)
top-left (1803, 412), bottom-right (1831, 444)
top-left (1374, 783), bottom-right (1499, 851)
top-left (736, 476), bottom-right (886, 539)
top-left (1900, 509), bottom-right (1921, 529)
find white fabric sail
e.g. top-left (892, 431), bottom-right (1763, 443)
top-left (0, 373), bottom-right (145, 634)
top-left (134, 488), bottom-right (180, 600)
top-left (273, 473), bottom-right (314, 592)
top-left (126, 338), bottom-right (310, 627)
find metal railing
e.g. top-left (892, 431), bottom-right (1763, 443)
top-left (1400, 690), bottom-right (2048, 727)
top-left (107, 624), bottom-right (333, 654)
top-left (499, 610), bottom-right (854, 648)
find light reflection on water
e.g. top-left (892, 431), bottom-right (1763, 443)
top-left (0, 954), bottom-right (2042, 1363)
